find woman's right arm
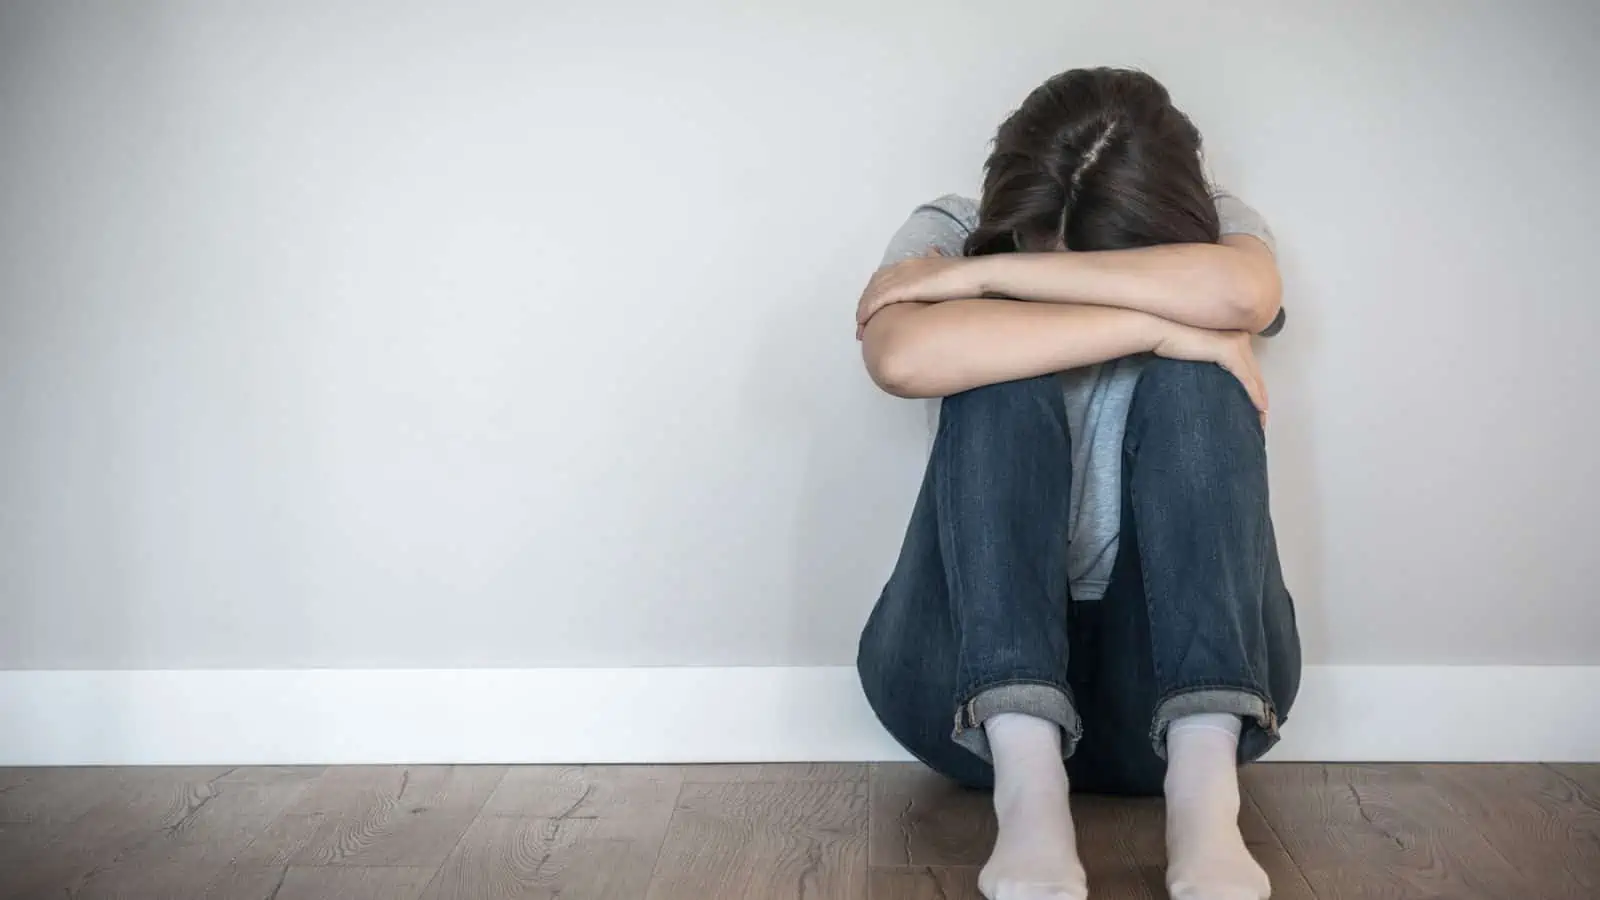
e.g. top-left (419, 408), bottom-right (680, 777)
top-left (861, 299), bottom-right (1267, 414)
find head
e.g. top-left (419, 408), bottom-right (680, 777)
top-left (965, 67), bottom-right (1219, 257)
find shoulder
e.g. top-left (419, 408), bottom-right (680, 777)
top-left (878, 194), bottom-right (979, 268)
top-left (1209, 185), bottom-right (1276, 255)
top-left (915, 194), bottom-right (979, 232)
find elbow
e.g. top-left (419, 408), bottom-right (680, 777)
top-left (864, 331), bottom-right (938, 398)
top-left (1200, 242), bottom-right (1283, 333)
top-left (1230, 266), bottom-right (1283, 334)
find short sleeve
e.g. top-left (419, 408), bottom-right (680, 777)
top-left (1212, 187), bottom-right (1285, 336)
top-left (1211, 187), bottom-right (1277, 256)
top-left (874, 197), bottom-right (978, 441)
top-left (878, 195), bottom-right (978, 268)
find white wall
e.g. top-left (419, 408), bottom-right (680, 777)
top-left (2, 0), bottom-right (1596, 671)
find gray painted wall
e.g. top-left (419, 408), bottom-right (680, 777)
top-left (3, 0), bottom-right (1596, 669)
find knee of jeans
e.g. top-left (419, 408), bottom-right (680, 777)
top-left (1137, 358), bottom-right (1253, 410)
top-left (1129, 359), bottom-right (1264, 483)
top-left (939, 374), bottom-right (1062, 427)
top-left (1132, 359), bottom-right (1259, 437)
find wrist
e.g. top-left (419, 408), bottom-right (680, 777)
top-left (966, 254), bottom-right (1010, 297)
top-left (1143, 312), bottom-right (1185, 353)
top-left (974, 251), bottom-right (1086, 302)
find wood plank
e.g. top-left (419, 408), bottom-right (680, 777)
top-left (675, 764), bottom-right (868, 783)
top-left (422, 764), bottom-right (683, 899)
top-left (231, 765), bottom-right (505, 868)
top-left (1238, 787), bottom-right (1319, 900)
top-left (0, 766), bottom-right (168, 826)
top-left (1069, 794), bottom-right (1164, 900)
top-left (218, 766), bottom-right (328, 784)
top-left (0, 767), bottom-right (239, 898)
top-left (0, 822), bottom-right (58, 887)
top-left (1418, 764), bottom-right (1600, 899)
top-left (868, 763), bottom-right (993, 867)
top-left (645, 780), bottom-right (868, 900)
top-left (480, 765), bottom-right (683, 821)
top-left (201, 865), bottom-right (292, 899)
top-left (868, 866), bottom-right (982, 900)
top-left (1244, 762), bottom-right (1536, 899)
top-left (418, 815), bottom-right (660, 900)
top-left (206, 865), bottom-right (436, 900)
top-left (65, 767), bottom-right (322, 900)
top-left (1551, 763), bottom-right (1600, 801)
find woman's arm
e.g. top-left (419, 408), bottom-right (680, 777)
top-left (858, 236), bottom-right (1281, 335)
top-left (861, 297), bottom-right (1267, 413)
top-left (973, 234), bottom-right (1282, 333)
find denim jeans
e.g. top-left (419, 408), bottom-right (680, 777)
top-left (856, 358), bottom-right (1302, 796)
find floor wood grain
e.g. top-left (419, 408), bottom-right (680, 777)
top-left (479, 765), bottom-right (682, 822)
top-left (3, 767), bottom-right (240, 900)
top-left (1244, 763), bottom-right (1538, 899)
top-left (1552, 762), bottom-right (1600, 800)
top-left (0, 762), bottom-right (1592, 899)
top-left (422, 766), bottom-right (684, 900)
top-left (674, 763), bottom-right (870, 784)
top-left (1239, 787), bottom-right (1319, 900)
top-left (1417, 764), bottom-right (1600, 899)
top-left (208, 865), bottom-right (439, 900)
top-left (868, 865), bottom-right (983, 900)
top-left (230, 765), bottom-right (506, 869)
top-left (1069, 794), bottom-right (1166, 900)
top-left (645, 780), bottom-right (869, 900)
top-left (71, 767), bottom-right (319, 900)
top-left (868, 763), bottom-right (994, 867)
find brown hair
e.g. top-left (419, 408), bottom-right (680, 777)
top-left (964, 67), bottom-right (1219, 258)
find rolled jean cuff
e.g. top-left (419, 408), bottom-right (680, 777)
top-left (1151, 687), bottom-right (1281, 762)
top-left (951, 681), bottom-right (1082, 763)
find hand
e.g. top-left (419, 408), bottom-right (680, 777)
top-left (1152, 322), bottom-right (1269, 425)
top-left (856, 248), bottom-right (977, 337)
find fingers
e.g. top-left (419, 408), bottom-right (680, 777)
top-left (856, 271), bottom-right (886, 328)
top-left (856, 276), bottom-right (889, 340)
top-left (1232, 365), bottom-right (1267, 417)
top-left (1243, 341), bottom-right (1268, 423)
top-left (857, 246), bottom-right (944, 338)
top-left (1231, 339), bottom-right (1269, 428)
top-left (857, 291), bottom-right (887, 329)
top-left (1218, 351), bottom-right (1266, 421)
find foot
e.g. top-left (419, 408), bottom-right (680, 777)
top-left (1164, 714), bottom-right (1271, 900)
top-left (978, 793), bottom-right (1089, 900)
top-left (1165, 816), bottom-right (1270, 900)
top-left (979, 714), bottom-right (1088, 900)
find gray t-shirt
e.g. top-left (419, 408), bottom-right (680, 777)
top-left (877, 189), bottom-right (1277, 601)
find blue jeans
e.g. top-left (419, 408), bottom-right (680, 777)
top-left (856, 358), bottom-right (1302, 796)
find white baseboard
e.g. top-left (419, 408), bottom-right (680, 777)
top-left (1, 665), bottom-right (1595, 766)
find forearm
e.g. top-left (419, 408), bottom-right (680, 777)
top-left (861, 299), bottom-right (1165, 398)
top-left (971, 242), bottom-right (1281, 333)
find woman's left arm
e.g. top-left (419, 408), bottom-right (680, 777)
top-left (858, 235), bottom-right (1280, 335)
top-left (974, 234), bottom-right (1282, 333)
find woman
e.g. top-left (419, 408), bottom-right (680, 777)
top-left (854, 68), bottom-right (1301, 900)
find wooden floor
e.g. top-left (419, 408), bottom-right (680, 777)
top-left (0, 763), bottom-right (1595, 899)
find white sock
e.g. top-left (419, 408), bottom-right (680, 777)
top-left (978, 713), bottom-right (1088, 900)
top-left (1164, 713), bottom-right (1271, 900)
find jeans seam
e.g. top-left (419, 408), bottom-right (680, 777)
top-left (1154, 684), bottom-right (1278, 732)
top-left (957, 677), bottom-right (1077, 713)
top-left (1156, 682), bottom-right (1271, 704)
top-left (952, 680), bottom-right (1084, 761)
top-left (1150, 685), bottom-right (1280, 760)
